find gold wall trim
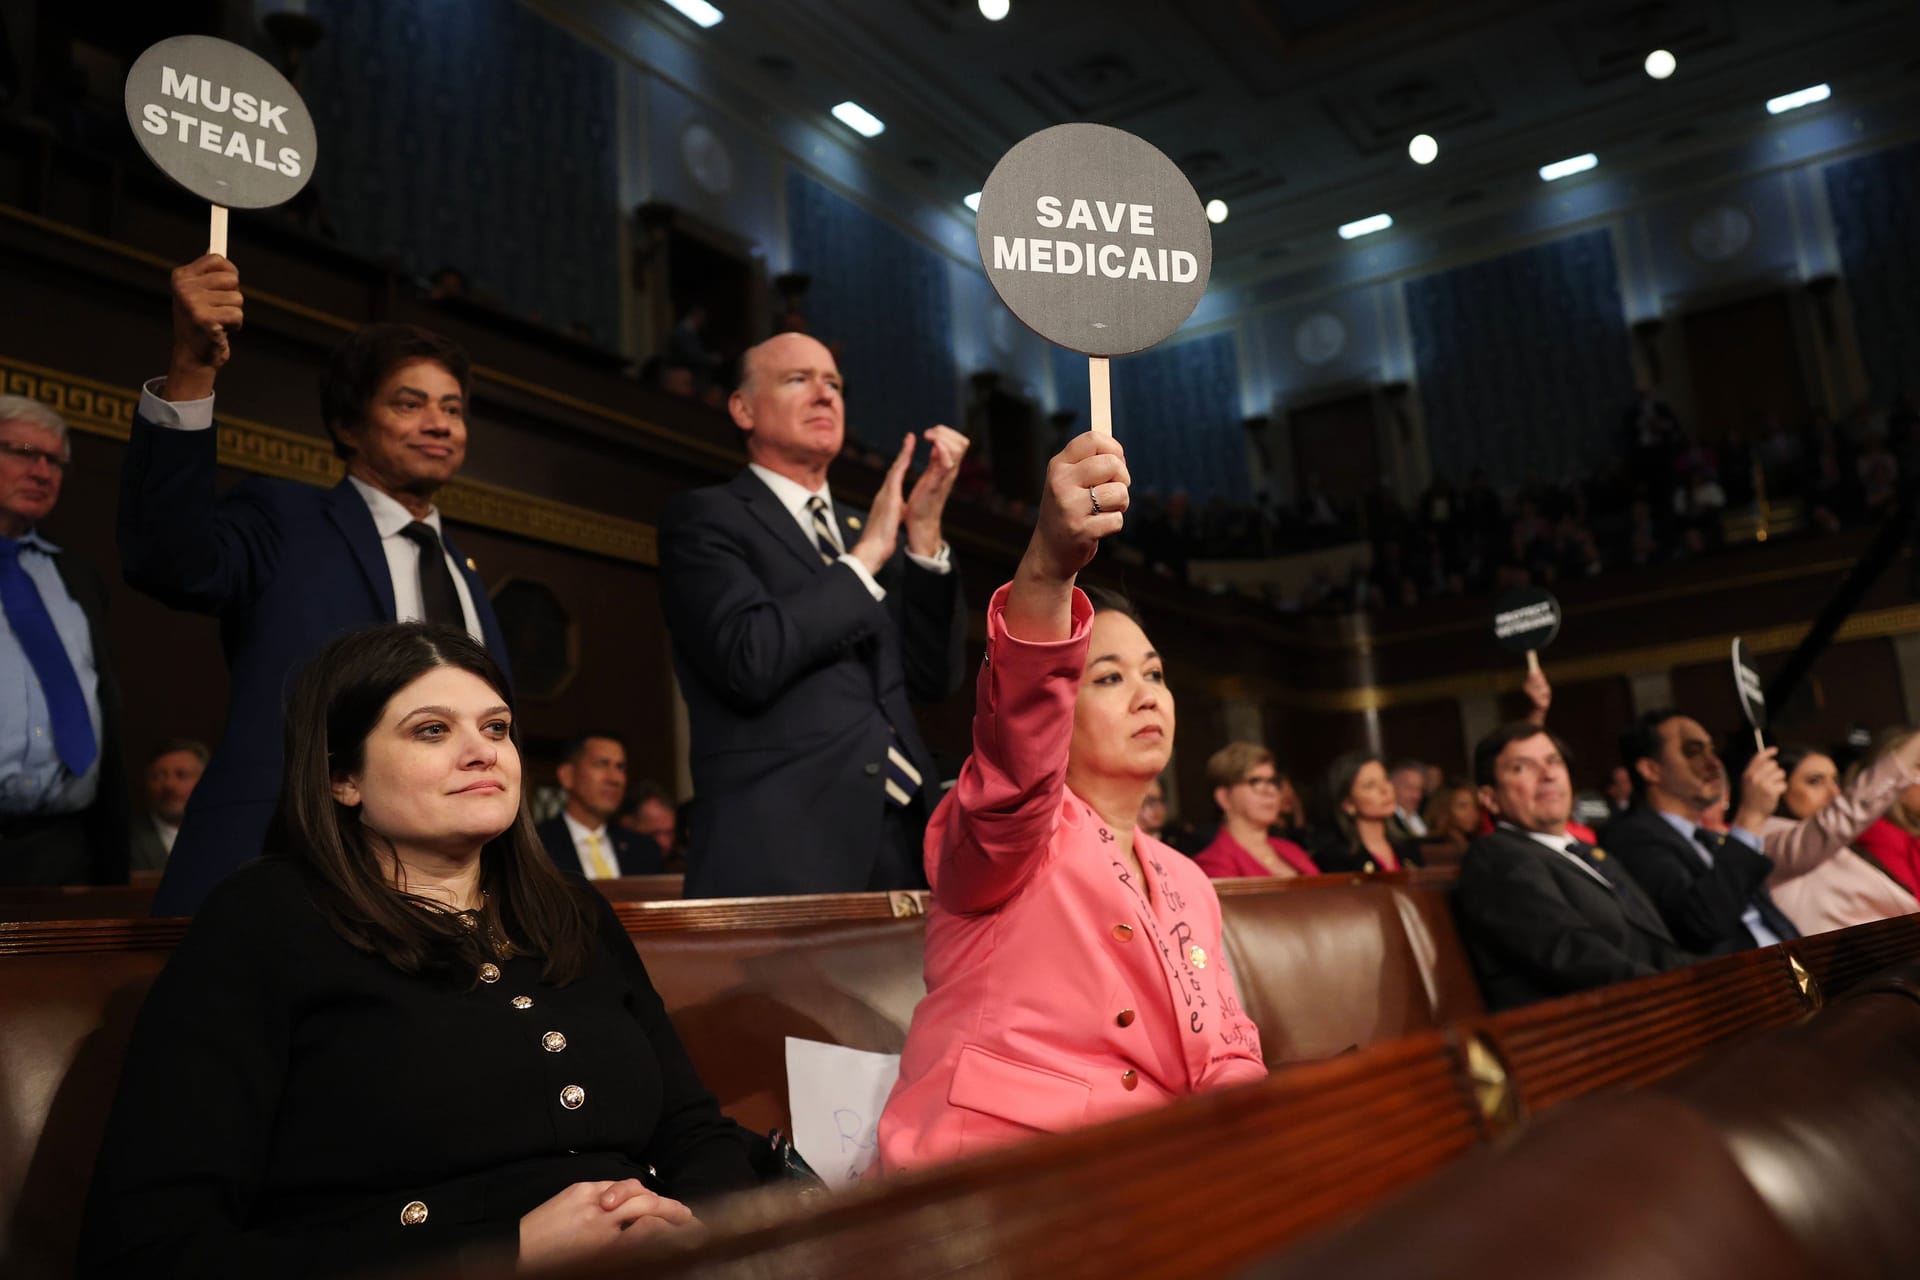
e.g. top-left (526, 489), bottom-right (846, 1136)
top-left (3, 355), bottom-right (658, 566)
top-left (1229, 605), bottom-right (1920, 713)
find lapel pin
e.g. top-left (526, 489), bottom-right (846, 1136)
top-left (465, 557), bottom-right (477, 571)
top-left (848, 516), bottom-right (863, 530)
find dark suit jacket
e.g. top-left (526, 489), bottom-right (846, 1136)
top-left (119, 410), bottom-right (510, 916)
top-left (80, 858), bottom-right (755, 1277)
top-left (1312, 834), bottom-right (1423, 875)
top-left (51, 548), bottom-right (130, 883)
top-left (535, 815), bottom-right (665, 878)
top-left (658, 469), bottom-right (966, 896)
top-left (1600, 805), bottom-right (1780, 955)
top-left (1453, 825), bottom-right (1698, 1010)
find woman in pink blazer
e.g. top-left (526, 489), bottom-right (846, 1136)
top-left (1765, 733), bottom-right (1920, 932)
top-left (877, 434), bottom-right (1266, 1173)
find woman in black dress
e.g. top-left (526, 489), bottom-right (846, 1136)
top-left (82, 624), bottom-right (756, 1277)
top-left (1312, 750), bottom-right (1424, 874)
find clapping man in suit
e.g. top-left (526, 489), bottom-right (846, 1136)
top-left (0, 397), bottom-right (128, 884)
top-left (1602, 710), bottom-right (1795, 954)
top-left (535, 732), bottom-right (664, 879)
top-left (1454, 722), bottom-right (1698, 1009)
top-left (659, 332), bottom-right (968, 896)
top-left (124, 255), bottom-right (511, 914)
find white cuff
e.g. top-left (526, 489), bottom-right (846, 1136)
top-left (139, 378), bottom-right (215, 431)
top-left (837, 554), bottom-right (887, 602)
top-left (905, 541), bottom-right (953, 575)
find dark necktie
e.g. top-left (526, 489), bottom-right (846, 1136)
top-left (805, 498), bottom-right (920, 808)
top-left (805, 495), bottom-right (839, 566)
top-left (1693, 827), bottom-right (1801, 942)
top-left (0, 536), bottom-right (97, 776)
top-left (1571, 840), bottom-right (1674, 941)
top-left (399, 522), bottom-right (464, 629)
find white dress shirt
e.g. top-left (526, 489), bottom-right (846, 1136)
top-left (747, 464), bottom-right (950, 603)
top-left (1515, 825), bottom-right (1614, 890)
top-left (138, 381), bottom-right (482, 642)
top-left (562, 810), bottom-right (619, 880)
top-left (153, 814), bottom-right (179, 855)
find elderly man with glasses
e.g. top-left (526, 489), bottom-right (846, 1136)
top-left (0, 396), bottom-right (128, 884)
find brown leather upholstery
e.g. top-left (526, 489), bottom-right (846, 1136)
top-left (0, 951), bottom-right (167, 1280)
top-left (634, 921), bottom-right (928, 1136)
top-left (1657, 971), bottom-right (1920, 1279)
top-left (1244, 1093), bottom-right (1822, 1280)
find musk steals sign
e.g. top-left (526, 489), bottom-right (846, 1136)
top-left (975, 123), bottom-right (1211, 357)
top-left (124, 36), bottom-right (317, 209)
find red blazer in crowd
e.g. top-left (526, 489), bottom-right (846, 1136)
top-left (877, 586), bottom-right (1265, 1173)
top-left (1194, 829), bottom-right (1318, 879)
top-left (1850, 818), bottom-right (1920, 901)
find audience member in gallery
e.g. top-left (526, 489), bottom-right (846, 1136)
top-left (1759, 735), bottom-right (1920, 934)
top-left (1414, 777), bottom-right (1482, 868)
top-left (878, 432), bottom-right (1265, 1173)
top-left (129, 738), bottom-right (208, 873)
top-left (82, 625), bottom-right (755, 1277)
top-left (1136, 775), bottom-right (1168, 840)
top-left (1194, 742), bottom-right (1317, 880)
top-left (1312, 751), bottom-right (1423, 874)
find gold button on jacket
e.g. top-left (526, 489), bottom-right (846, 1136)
top-left (1110, 923), bottom-right (1134, 942)
top-left (1115, 1009), bottom-right (1136, 1028)
top-left (542, 1031), bottom-right (567, 1053)
top-left (478, 963), bottom-right (501, 984)
top-left (1120, 1070), bottom-right (1138, 1091)
top-left (559, 1085), bottom-right (586, 1109)
top-left (510, 995), bottom-right (533, 1009)
top-left (399, 1200), bottom-right (429, 1226)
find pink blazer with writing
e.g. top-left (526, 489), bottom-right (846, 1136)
top-left (876, 586), bottom-right (1265, 1174)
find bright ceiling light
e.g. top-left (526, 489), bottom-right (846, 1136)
top-left (1538, 152), bottom-right (1598, 181)
top-left (979, 0), bottom-right (1011, 19)
top-left (1644, 49), bottom-right (1676, 79)
top-left (1408, 133), bottom-right (1438, 165)
top-left (830, 101), bottom-right (886, 138)
top-left (964, 191), bottom-right (982, 212)
top-left (1338, 213), bottom-right (1393, 240)
top-left (1766, 83), bottom-right (1831, 115)
top-left (661, 0), bottom-right (723, 28)
top-left (1205, 198), bottom-right (1228, 224)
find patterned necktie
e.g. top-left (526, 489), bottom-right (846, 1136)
top-left (804, 499), bottom-right (921, 808)
top-left (805, 495), bottom-right (839, 566)
top-left (584, 829), bottom-right (617, 879)
top-left (399, 522), bottom-right (464, 628)
top-left (0, 536), bottom-right (97, 776)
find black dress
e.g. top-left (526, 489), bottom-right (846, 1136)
top-left (80, 858), bottom-right (756, 1278)
top-left (1310, 833), bottom-right (1425, 875)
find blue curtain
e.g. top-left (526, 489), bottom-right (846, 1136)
top-left (1825, 141), bottom-right (1920, 405)
top-left (785, 172), bottom-right (956, 447)
top-left (303, 0), bottom-right (621, 346)
top-left (1046, 333), bottom-right (1247, 502)
top-left (1406, 228), bottom-right (1633, 486)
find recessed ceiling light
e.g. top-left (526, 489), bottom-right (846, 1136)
top-left (1408, 133), bottom-right (1438, 165)
top-left (1205, 199), bottom-right (1228, 224)
top-left (1538, 153), bottom-right (1598, 181)
top-left (661, 0), bottom-right (723, 28)
top-left (830, 101), bottom-right (886, 138)
top-left (1338, 213), bottom-right (1393, 240)
top-left (1766, 83), bottom-right (1831, 115)
top-left (964, 191), bottom-right (982, 212)
top-left (979, 0), bottom-right (1011, 19)
top-left (1644, 49), bottom-right (1676, 80)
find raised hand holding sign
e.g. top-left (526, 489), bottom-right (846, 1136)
top-left (125, 36), bottom-right (317, 258)
top-left (976, 123), bottom-right (1212, 437)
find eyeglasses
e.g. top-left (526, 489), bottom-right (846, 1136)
top-left (0, 440), bottom-right (69, 472)
top-left (1239, 776), bottom-right (1281, 792)
top-left (1141, 796), bottom-right (1167, 809)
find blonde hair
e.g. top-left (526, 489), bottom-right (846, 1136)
top-left (1207, 742), bottom-right (1274, 795)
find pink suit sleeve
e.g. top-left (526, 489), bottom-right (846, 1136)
top-left (930, 583), bottom-right (1094, 916)
top-left (1764, 752), bottom-right (1920, 883)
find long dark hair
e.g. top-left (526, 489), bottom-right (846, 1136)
top-left (269, 623), bottom-right (598, 984)
top-left (1322, 749), bottom-right (1383, 853)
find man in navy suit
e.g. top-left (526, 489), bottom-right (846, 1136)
top-left (534, 731), bottom-right (664, 879)
top-left (123, 254), bottom-right (511, 914)
top-left (659, 332), bottom-right (968, 897)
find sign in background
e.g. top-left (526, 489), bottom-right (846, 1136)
top-left (1732, 637), bottom-right (1767, 748)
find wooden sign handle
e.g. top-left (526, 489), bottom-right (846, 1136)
top-left (209, 204), bottom-right (229, 258)
top-left (1088, 356), bottom-right (1112, 437)
top-left (1525, 649), bottom-right (1541, 676)
top-left (1753, 726), bottom-right (1766, 754)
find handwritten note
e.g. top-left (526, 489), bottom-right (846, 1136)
top-left (784, 1038), bottom-right (902, 1188)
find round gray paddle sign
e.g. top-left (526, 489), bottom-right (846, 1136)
top-left (975, 123), bottom-right (1211, 357)
top-left (124, 35), bottom-right (317, 209)
top-left (1731, 638), bottom-right (1767, 730)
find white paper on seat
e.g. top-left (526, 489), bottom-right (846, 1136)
top-left (784, 1037), bottom-right (902, 1188)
